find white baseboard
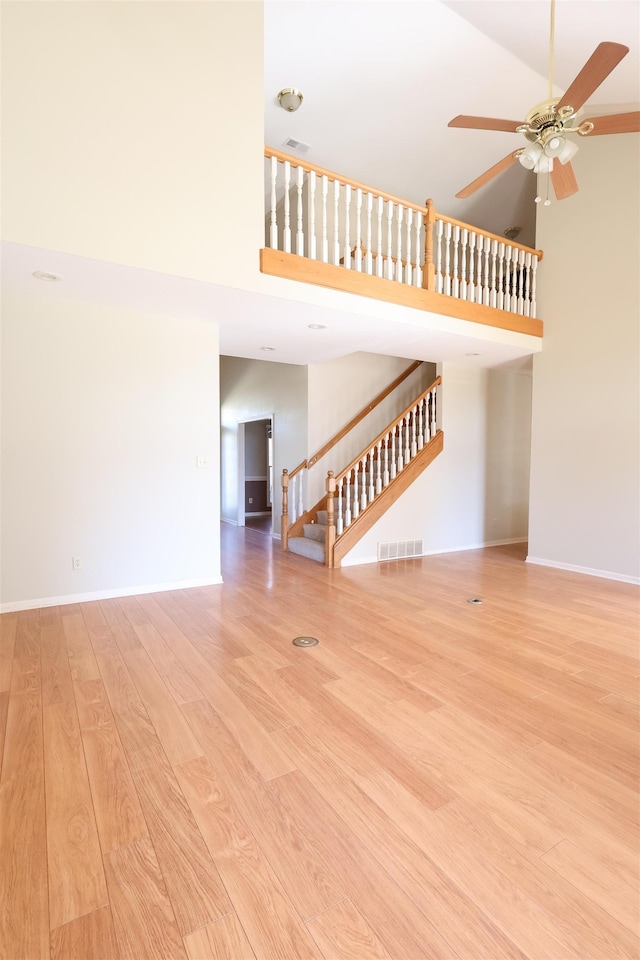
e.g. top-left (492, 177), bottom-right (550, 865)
top-left (0, 576), bottom-right (224, 614)
top-left (341, 538), bottom-right (527, 568)
top-left (526, 556), bottom-right (640, 585)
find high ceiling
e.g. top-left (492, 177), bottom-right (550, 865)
top-left (265, 0), bottom-right (640, 247)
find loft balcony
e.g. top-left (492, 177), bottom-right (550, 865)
top-left (260, 147), bottom-right (544, 340)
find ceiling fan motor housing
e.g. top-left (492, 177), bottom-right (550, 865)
top-left (521, 98), bottom-right (578, 142)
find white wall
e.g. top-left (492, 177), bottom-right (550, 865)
top-left (220, 357), bottom-right (308, 532)
top-left (1, 1), bottom-right (264, 288)
top-left (528, 135), bottom-right (640, 583)
top-left (306, 353), bottom-right (435, 505)
top-left (1, 291), bottom-right (221, 610)
top-left (342, 363), bottom-right (532, 566)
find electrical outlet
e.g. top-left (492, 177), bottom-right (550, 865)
top-left (72, 556), bottom-right (83, 570)
top-left (249, 497), bottom-right (253, 504)
top-left (196, 456), bottom-right (208, 469)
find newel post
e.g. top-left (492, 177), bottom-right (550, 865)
top-left (325, 471), bottom-right (336, 569)
top-left (423, 198), bottom-right (436, 291)
top-left (281, 469), bottom-right (290, 550)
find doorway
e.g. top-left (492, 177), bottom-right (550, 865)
top-left (237, 416), bottom-right (274, 535)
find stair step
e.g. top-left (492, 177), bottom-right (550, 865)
top-left (303, 523), bottom-right (325, 543)
top-left (316, 510), bottom-right (328, 525)
top-left (288, 536), bottom-right (325, 563)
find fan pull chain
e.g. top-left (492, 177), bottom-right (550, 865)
top-left (534, 169), bottom-right (552, 207)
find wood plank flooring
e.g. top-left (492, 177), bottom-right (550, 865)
top-left (1, 526), bottom-right (638, 959)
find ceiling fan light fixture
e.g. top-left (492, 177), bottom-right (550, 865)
top-left (557, 137), bottom-right (579, 164)
top-left (518, 141), bottom-right (543, 170)
top-left (542, 131), bottom-right (566, 157)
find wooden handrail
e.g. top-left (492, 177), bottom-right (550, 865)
top-left (288, 459), bottom-right (308, 481)
top-left (307, 360), bottom-right (424, 468)
top-left (265, 149), bottom-right (543, 262)
top-left (265, 147), bottom-right (428, 216)
top-left (335, 376), bottom-right (441, 483)
top-left (430, 203), bottom-right (544, 261)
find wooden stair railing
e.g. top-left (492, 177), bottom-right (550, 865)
top-left (281, 359), bottom-right (424, 548)
top-left (285, 376), bottom-right (443, 567)
top-left (263, 147), bottom-right (544, 335)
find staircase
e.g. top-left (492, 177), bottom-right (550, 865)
top-left (282, 373), bottom-right (444, 568)
top-left (288, 510), bottom-right (329, 563)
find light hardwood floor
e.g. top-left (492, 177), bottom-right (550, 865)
top-left (1, 526), bottom-right (638, 959)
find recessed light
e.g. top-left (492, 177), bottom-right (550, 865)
top-left (308, 323), bottom-right (327, 330)
top-left (260, 346), bottom-right (276, 352)
top-left (32, 271), bottom-right (61, 282)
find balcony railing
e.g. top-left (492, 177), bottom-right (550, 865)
top-left (261, 146), bottom-right (544, 336)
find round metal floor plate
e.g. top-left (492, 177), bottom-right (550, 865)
top-left (292, 636), bottom-right (319, 647)
top-left (467, 598), bottom-right (483, 605)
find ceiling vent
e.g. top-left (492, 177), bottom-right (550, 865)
top-left (284, 137), bottom-right (310, 153)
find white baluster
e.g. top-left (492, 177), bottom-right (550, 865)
top-left (365, 193), bottom-right (373, 275)
top-left (290, 475), bottom-right (297, 523)
top-left (308, 170), bottom-right (316, 260)
top-left (490, 239), bottom-right (498, 308)
top-left (321, 175), bottom-right (329, 263)
top-left (460, 228), bottom-right (468, 300)
top-left (452, 225), bottom-right (460, 298)
top-left (297, 472), bottom-right (304, 518)
top-left (476, 236), bottom-right (485, 303)
top-left (353, 468), bottom-right (360, 519)
top-left (530, 255), bottom-right (538, 318)
top-left (397, 422), bottom-right (404, 472)
top-left (523, 252), bottom-right (532, 317)
top-left (518, 249), bottom-right (526, 315)
top-left (386, 200), bottom-right (394, 280)
top-left (383, 436), bottom-right (390, 486)
top-left (283, 160), bottom-right (291, 254)
top-left (504, 245), bottom-right (513, 311)
top-left (336, 479), bottom-right (344, 535)
top-left (417, 402), bottom-right (424, 450)
top-left (431, 389), bottom-right (437, 437)
top-left (343, 183), bottom-right (352, 269)
top-left (368, 452), bottom-right (374, 503)
top-left (410, 407), bottom-right (417, 458)
top-left (270, 156), bottom-right (278, 249)
top-left (497, 241), bottom-right (505, 311)
top-left (333, 180), bottom-right (340, 265)
top-left (390, 431), bottom-right (397, 479)
top-left (444, 221), bottom-right (452, 296)
top-left (296, 165), bottom-right (304, 255)
top-left (376, 197), bottom-right (384, 277)
top-left (396, 204), bottom-right (404, 283)
top-left (436, 219), bottom-right (444, 293)
top-left (404, 415), bottom-right (411, 464)
top-left (483, 235), bottom-right (491, 305)
top-left (355, 188), bottom-right (363, 273)
top-left (359, 459), bottom-right (367, 510)
top-left (344, 475), bottom-right (352, 527)
top-left (512, 247), bottom-right (521, 312)
top-left (414, 212), bottom-right (422, 287)
top-left (376, 441), bottom-right (383, 494)
top-left (405, 208), bottom-right (413, 285)
top-left (468, 232), bottom-right (476, 302)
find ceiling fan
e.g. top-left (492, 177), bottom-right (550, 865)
top-left (448, 0), bottom-right (640, 203)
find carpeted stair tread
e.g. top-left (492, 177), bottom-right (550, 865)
top-left (288, 536), bottom-right (325, 563)
top-left (303, 523), bottom-right (326, 543)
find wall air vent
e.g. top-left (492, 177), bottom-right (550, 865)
top-left (284, 137), bottom-right (310, 153)
top-left (377, 539), bottom-right (424, 562)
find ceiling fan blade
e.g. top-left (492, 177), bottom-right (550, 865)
top-left (551, 160), bottom-right (579, 200)
top-left (582, 110), bottom-right (640, 135)
top-left (455, 152), bottom-right (519, 199)
top-left (448, 115), bottom-right (522, 133)
top-left (556, 42), bottom-right (629, 113)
